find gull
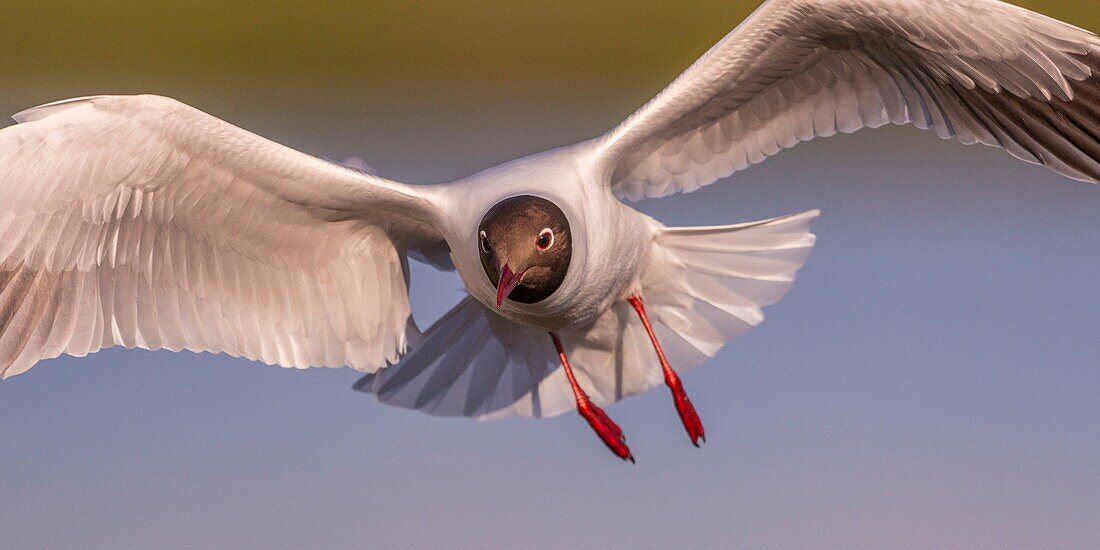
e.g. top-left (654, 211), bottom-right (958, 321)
top-left (1, 0), bottom-right (1097, 461)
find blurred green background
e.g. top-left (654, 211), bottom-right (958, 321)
top-left (5, 0), bottom-right (1095, 183)
top-left (4, 0), bottom-right (1097, 102)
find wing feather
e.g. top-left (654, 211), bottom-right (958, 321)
top-left (593, 0), bottom-right (1100, 200)
top-left (0, 95), bottom-right (447, 378)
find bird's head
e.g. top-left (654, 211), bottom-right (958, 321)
top-left (477, 195), bottom-right (572, 308)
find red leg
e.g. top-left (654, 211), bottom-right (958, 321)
top-left (627, 294), bottom-right (706, 446)
top-left (549, 332), bottom-right (634, 463)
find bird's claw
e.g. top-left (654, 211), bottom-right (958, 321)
top-left (578, 399), bottom-right (634, 463)
top-left (671, 389), bottom-right (705, 447)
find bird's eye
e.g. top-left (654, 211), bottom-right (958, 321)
top-left (480, 231), bottom-right (491, 254)
top-left (536, 228), bottom-right (554, 250)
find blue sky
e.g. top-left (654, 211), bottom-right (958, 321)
top-left (1, 91), bottom-right (1096, 548)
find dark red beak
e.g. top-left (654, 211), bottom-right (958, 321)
top-left (496, 264), bottom-right (524, 308)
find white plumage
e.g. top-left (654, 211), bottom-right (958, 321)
top-left (1, 1), bottom-right (1097, 442)
top-left (0, 95), bottom-right (442, 377)
top-left (601, 0), bottom-right (1100, 200)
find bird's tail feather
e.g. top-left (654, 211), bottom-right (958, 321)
top-left (634, 209), bottom-right (820, 366)
top-left (353, 296), bottom-right (571, 419)
top-left (355, 210), bottom-right (820, 420)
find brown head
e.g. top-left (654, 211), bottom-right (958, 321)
top-left (477, 195), bottom-right (572, 307)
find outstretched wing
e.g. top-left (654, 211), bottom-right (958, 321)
top-left (591, 0), bottom-right (1100, 200)
top-left (0, 95), bottom-right (446, 378)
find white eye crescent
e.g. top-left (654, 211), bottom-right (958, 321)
top-left (479, 230), bottom-right (491, 253)
top-left (536, 228), bottom-right (554, 250)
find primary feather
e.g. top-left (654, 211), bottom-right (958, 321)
top-left (596, 0), bottom-right (1100, 200)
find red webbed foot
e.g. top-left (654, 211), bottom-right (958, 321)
top-left (577, 397), bottom-right (634, 463)
top-left (628, 293), bottom-right (706, 447)
top-left (550, 331), bottom-right (635, 463)
top-left (668, 378), bottom-right (705, 446)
